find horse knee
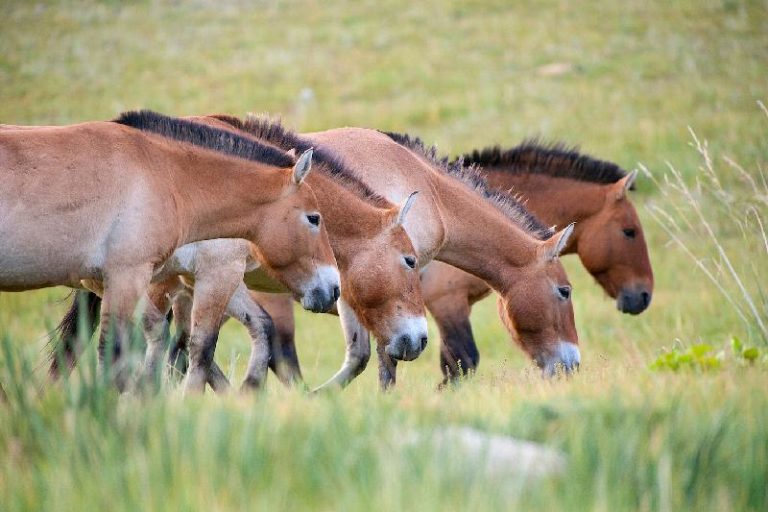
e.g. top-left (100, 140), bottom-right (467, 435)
top-left (257, 310), bottom-right (275, 346)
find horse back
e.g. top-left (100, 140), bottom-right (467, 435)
top-left (0, 123), bottom-right (180, 289)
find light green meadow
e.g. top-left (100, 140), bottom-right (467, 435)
top-left (1, 1), bottom-right (767, 510)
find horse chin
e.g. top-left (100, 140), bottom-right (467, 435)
top-left (538, 342), bottom-right (581, 378)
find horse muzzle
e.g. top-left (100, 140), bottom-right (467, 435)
top-left (300, 266), bottom-right (341, 313)
top-left (384, 316), bottom-right (429, 361)
top-left (617, 287), bottom-right (652, 315)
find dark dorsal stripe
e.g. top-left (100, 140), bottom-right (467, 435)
top-left (461, 139), bottom-right (630, 188)
top-left (217, 114), bottom-right (391, 208)
top-left (114, 110), bottom-right (295, 169)
top-left (382, 131), bottom-right (554, 241)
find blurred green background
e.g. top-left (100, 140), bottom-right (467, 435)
top-left (1, 1), bottom-right (767, 510)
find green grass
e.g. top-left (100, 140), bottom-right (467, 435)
top-left (1, 0), bottom-right (767, 510)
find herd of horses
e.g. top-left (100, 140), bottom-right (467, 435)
top-left (0, 110), bottom-right (653, 393)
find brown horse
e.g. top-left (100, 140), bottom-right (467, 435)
top-left (424, 141), bottom-right (653, 382)
top-left (48, 114), bottom-right (427, 392)
top-left (0, 111), bottom-right (339, 389)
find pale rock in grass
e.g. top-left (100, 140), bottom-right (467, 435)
top-left (401, 426), bottom-right (566, 482)
top-left (536, 62), bottom-right (574, 77)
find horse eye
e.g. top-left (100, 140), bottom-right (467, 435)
top-left (557, 286), bottom-right (571, 300)
top-left (403, 255), bottom-right (417, 269)
top-left (306, 214), bottom-right (321, 227)
top-left (623, 228), bottom-right (636, 239)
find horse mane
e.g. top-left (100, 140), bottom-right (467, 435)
top-left (461, 139), bottom-right (631, 188)
top-left (113, 110), bottom-right (295, 169)
top-left (381, 131), bottom-right (554, 241)
top-left (215, 114), bottom-right (391, 209)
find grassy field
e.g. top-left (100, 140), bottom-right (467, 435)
top-left (1, 0), bottom-right (767, 510)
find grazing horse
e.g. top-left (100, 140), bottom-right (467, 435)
top-left (298, 129), bottom-right (580, 388)
top-left (0, 111), bottom-right (339, 390)
top-left (49, 114), bottom-right (427, 392)
top-left (423, 141), bottom-right (653, 383)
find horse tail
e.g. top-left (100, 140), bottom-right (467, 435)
top-left (48, 290), bottom-right (101, 379)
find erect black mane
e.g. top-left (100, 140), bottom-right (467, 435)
top-left (461, 139), bottom-right (631, 188)
top-left (382, 131), bottom-right (554, 241)
top-left (220, 114), bottom-right (391, 208)
top-left (113, 110), bottom-right (295, 168)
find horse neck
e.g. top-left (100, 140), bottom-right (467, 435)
top-left (483, 169), bottom-right (607, 254)
top-left (431, 173), bottom-right (540, 293)
top-left (301, 127), bottom-right (536, 283)
top-left (172, 151), bottom-right (289, 245)
top-left (306, 172), bottom-right (391, 264)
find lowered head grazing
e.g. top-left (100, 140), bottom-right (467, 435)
top-left (497, 223), bottom-right (580, 376)
top-left (383, 131), bottom-right (581, 372)
top-left (339, 191), bottom-right (427, 361)
top-left (247, 148), bottom-right (340, 313)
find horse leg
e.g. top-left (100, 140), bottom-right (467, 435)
top-left (313, 297), bottom-right (371, 391)
top-left (253, 292), bottom-right (303, 386)
top-left (168, 288), bottom-right (193, 378)
top-left (141, 277), bottom-right (184, 387)
top-left (166, 288), bottom-right (231, 393)
top-left (183, 267), bottom-right (242, 395)
top-left (426, 293), bottom-right (479, 386)
top-left (98, 264), bottom-right (153, 392)
top-left (376, 345), bottom-right (398, 391)
top-left (215, 284), bottom-right (275, 391)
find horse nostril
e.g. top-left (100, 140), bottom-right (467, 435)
top-left (332, 285), bottom-right (340, 301)
top-left (641, 291), bottom-right (651, 307)
top-left (420, 336), bottom-right (428, 351)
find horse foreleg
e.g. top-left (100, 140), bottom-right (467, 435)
top-left (141, 277), bottom-right (184, 387)
top-left (183, 265), bottom-right (243, 395)
top-left (376, 345), bottom-right (398, 391)
top-left (313, 297), bottom-right (371, 391)
top-left (217, 284), bottom-right (275, 391)
top-left (426, 292), bottom-right (478, 386)
top-left (98, 264), bottom-right (153, 392)
top-left (168, 288), bottom-right (193, 378)
top-left (252, 292), bottom-right (303, 386)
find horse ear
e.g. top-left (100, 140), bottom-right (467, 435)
top-left (393, 191), bottom-right (419, 227)
top-left (292, 148), bottom-right (313, 185)
top-left (540, 223), bottom-right (575, 261)
top-left (613, 169), bottom-right (638, 200)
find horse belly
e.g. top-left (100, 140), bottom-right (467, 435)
top-left (0, 198), bottom-right (110, 290)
